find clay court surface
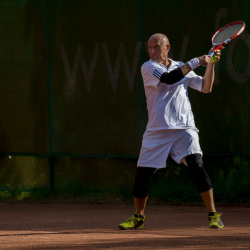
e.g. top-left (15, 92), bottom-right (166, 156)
top-left (0, 203), bottom-right (250, 249)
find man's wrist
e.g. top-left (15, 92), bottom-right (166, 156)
top-left (187, 58), bottom-right (200, 70)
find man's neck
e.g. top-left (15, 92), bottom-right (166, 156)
top-left (155, 58), bottom-right (171, 68)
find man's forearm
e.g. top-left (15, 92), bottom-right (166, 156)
top-left (180, 63), bottom-right (192, 76)
top-left (160, 59), bottom-right (198, 85)
top-left (202, 64), bottom-right (215, 93)
top-left (160, 56), bottom-right (212, 86)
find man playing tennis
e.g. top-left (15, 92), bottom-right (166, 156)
top-left (118, 33), bottom-right (224, 230)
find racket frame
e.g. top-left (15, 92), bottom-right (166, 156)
top-left (209, 21), bottom-right (246, 56)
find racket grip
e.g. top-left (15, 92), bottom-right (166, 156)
top-left (201, 50), bottom-right (215, 67)
top-left (209, 51), bottom-right (214, 57)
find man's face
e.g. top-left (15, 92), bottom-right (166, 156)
top-left (148, 37), bottom-right (170, 62)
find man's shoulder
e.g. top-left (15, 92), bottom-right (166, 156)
top-left (141, 59), bottom-right (185, 73)
top-left (141, 60), bottom-right (158, 68)
top-left (141, 60), bottom-right (164, 74)
top-left (170, 59), bottom-right (184, 67)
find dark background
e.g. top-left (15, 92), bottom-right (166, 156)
top-left (0, 0), bottom-right (249, 203)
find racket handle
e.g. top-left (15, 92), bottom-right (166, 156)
top-left (201, 51), bottom-right (214, 67)
top-left (202, 50), bottom-right (216, 67)
top-left (209, 51), bottom-right (214, 57)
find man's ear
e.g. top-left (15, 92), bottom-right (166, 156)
top-left (166, 44), bottom-right (171, 52)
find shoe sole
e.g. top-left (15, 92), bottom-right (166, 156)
top-left (209, 225), bottom-right (224, 229)
top-left (118, 224), bottom-right (144, 230)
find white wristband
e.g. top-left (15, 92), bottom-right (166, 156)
top-left (187, 58), bottom-right (200, 70)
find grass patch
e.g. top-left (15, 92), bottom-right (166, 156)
top-left (0, 155), bottom-right (250, 204)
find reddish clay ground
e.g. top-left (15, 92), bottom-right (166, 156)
top-left (0, 203), bottom-right (250, 249)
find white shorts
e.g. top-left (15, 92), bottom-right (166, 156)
top-left (137, 129), bottom-right (202, 168)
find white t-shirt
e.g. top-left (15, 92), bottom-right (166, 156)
top-left (141, 59), bottom-right (203, 131)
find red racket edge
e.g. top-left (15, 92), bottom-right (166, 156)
top-left (212, 21), bottom-right (245, 42)
top-left (211, 21), bottom-right (246, 52)
top-left (213, 44), bottom-right (224, 50)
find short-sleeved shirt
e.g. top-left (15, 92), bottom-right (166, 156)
top-left (141, 59), bottom-right (203, 131)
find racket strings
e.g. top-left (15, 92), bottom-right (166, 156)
top-left (213, 23), bottom-right (244, 44)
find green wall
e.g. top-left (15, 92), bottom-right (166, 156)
top-left (0, 0), bottom-right (249, 157)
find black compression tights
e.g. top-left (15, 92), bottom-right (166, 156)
top-left (185, 154), bottom-right (212, 193)
top-left (133, 167), bottom-right (156, 198)
top-left (133, 154), bottom-right (212, 199)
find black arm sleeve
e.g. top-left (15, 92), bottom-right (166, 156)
top-left (159, 67), bottom-right (184, 85)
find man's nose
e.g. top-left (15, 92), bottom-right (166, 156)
top-left (150, 48), bottom-right (156, 53)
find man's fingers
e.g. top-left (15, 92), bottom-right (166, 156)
top-left (214, 50), bottom-right (221, 55)
top-left (206, 55), bottom-right (212, 63)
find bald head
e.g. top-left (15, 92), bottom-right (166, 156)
top-left (147, 33), bottom-right (171, 64)
top-left (148, 33), bottom-right (170, 45)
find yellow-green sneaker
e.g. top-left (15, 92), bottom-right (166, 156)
top-left (118, 213), bottom-right (145, 230)
top-left (208, 212), bottom-right (224, 229)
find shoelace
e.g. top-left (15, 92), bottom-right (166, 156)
top-left (125, 216), bottom-right (136, 222)
top-left (211, 213), bottom-right (222, 222)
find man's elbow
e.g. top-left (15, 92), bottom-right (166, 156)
top-left (201, 79), bottom-right (213, 93)
top-left (201, 86), bottom-right (212, 93)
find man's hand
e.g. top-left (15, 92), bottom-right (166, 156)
top-left (198, 55), bottom-right (212, 65)
top-left (210, 49), bottom-right (222, 64)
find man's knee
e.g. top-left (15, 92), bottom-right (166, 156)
top-left (133, 167), bottom-right (156, 198)
top-left (185, 154), bottom-right (212, 192)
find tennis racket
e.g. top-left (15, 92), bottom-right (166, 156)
top-left (209, 20), bottom-right (246, 58)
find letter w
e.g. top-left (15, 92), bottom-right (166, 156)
top-left (102, 42), bottom-right (141, 91)
top-left (60, 44), bottom-right (99, 92)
